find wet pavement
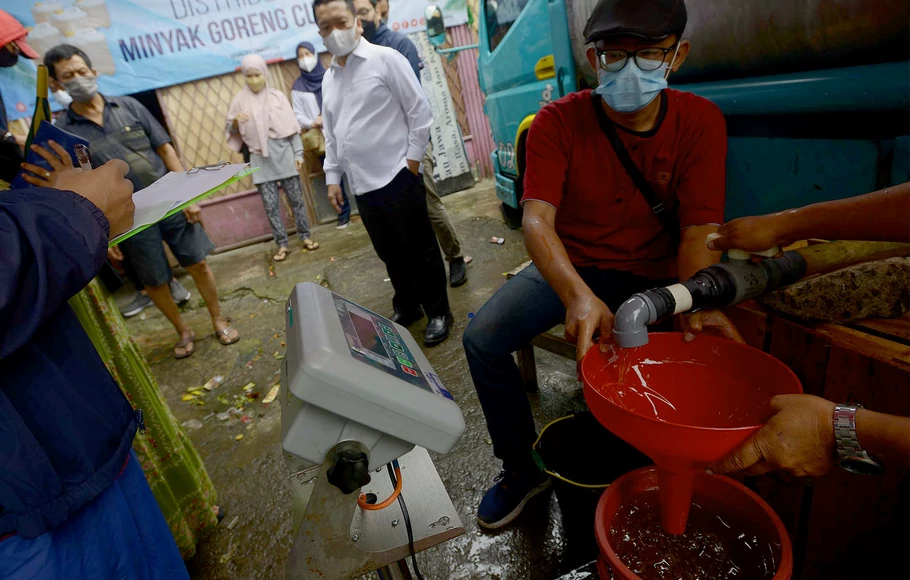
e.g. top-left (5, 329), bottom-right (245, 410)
top-left (121, 181), bottom-right (600, 579)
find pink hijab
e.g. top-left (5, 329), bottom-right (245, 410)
top-left (226, 54), bottom-right (300, 157)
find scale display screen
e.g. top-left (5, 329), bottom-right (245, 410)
top-left (349, 311), bottom-right (390, 361)
top-left (333, 293), bottom-right (453, 400)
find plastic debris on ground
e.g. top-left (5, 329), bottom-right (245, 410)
top-left (204, 375), bottom-right (224, 391)
top-left (490, 237), bottom-right (505, 244)
top-left (240, 415), bottom-right (252, 424)
top-left (243, 382), bottom-right (255, 392)
top-left (226, 516), bottom-right (240, 531)
top-left (383, 278), bottom-right (391, 282)
top-left (219, 539), bottom-right (236, 564)
top-left (181, 419), bottom-right (203, 430)
top-left (262, 383), bottom-right (281, 404)
top-left (216, 411), bottom-right (232, 421)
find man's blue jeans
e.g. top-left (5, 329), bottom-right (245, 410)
top-left (462, 263), bottom-right (673, 473)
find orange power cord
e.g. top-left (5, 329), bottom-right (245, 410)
top-left (357, 466), bottom-right (402, 510)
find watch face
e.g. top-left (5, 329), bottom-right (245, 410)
top-left (839, 457), bottom-right (884, 475)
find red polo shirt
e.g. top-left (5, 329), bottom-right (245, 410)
top-left (521, 88), bottom-right (727, 280)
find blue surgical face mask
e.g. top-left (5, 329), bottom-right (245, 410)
top-left (595, 48), bottom-right (678, 113)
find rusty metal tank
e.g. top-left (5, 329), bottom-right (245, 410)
top-left (566, 0), bottom-right (910, 86)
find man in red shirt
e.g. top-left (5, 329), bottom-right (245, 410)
top-left (463, 0), bottom-right (741, 529)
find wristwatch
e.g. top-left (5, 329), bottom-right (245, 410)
top-left (833, 403), bottom-right (884, 475)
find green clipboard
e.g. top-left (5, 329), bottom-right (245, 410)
top-left (110, 165), bottom-right (258, 246)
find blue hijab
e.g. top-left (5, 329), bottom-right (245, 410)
top-left (292, 41), bottom-right (327, 108)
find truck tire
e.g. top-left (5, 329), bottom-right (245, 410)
top-left (500, 132), bottom-right (529, 229)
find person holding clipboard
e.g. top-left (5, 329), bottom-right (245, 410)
top-left (45, 43), bottom-right (240, 359)
top-left (0, 136), bottom-right (194, 577)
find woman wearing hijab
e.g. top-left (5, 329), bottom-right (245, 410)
top-left (291, 41), bottom-right (351, 230)
top-left (227, 54), bottom-right (319, 261)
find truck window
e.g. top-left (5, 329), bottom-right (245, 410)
top-left (485, 0), bottom-right (530, 52)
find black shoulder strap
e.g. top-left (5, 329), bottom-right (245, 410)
top-left (590, 92), bottom-right (674, 228)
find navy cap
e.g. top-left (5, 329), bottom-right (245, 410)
top-left (583, 0), bottom-right (687, 44)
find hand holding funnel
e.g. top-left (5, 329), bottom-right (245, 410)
top-left (582, 333), bottom-right (802, 534)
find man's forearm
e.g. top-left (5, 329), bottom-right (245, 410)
top-left (677, 224), bottom-right (722, 280)
top-left (156, 143), bottom-right (185, 173)
top-left (0, 189), bottom-right (108, 358)
top-left (778, 182), bottom-right (910, 243)
top-left (856, 409), bottom-right (910, 467)
top-left (523, 214), bottom-right (590, 306)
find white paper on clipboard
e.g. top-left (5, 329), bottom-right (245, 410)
top-left (115, 163), bottom-right (250, 242)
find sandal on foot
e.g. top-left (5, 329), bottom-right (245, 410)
top-left (302, 238), bottom-right (320, 251)
top-left (273, 247), bottom-right (290, 262)
top-left (174, 332), bottom-right (196, 359)
top-left (215, 325), bottom-right (240, 346)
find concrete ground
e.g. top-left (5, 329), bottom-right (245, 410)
top-left (121, 181), bottom-right (599, 579)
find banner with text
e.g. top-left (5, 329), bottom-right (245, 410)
top-left (413, 31), bottom-right (473, 195)
top-left (2, 0), bottom-right (467, 121)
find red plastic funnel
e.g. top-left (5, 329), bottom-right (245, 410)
top-left (594, 467), bottom-right (793, 580)
top-left (581, 333), bottom-right (802, 534)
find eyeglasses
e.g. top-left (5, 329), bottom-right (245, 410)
top-left (187, 161), bottom-right (228, 175)
top-left (596, 45), bottom-right (678, 72)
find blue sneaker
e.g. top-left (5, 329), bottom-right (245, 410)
top-left (477, 469), bottom-right (551, 529)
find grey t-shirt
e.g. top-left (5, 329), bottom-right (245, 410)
top-left (56, 96), bottom-right (171, 192)
top-left (250, 135), bottom-right (303, 185)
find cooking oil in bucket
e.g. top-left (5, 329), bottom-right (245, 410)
top-left (610, 490), bottom-right (779, 579)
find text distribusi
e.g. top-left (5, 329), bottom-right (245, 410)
top-left (118, 4), bottom-right (316, 61)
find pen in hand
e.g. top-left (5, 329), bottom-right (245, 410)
top-left (74, 144), bottom-right (93, 171)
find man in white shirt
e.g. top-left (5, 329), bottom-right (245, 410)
top-left (315, 0), bottom-right (454, 345)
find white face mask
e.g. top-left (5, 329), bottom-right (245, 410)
top-left (323, 25), bottom-right (359, 57)
top-left (298, 56), bottom-right (318, 72)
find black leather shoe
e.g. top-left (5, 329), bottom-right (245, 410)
top-left (449, 257), bottom-right (467, 287)
top-left (390, 308), bottom-right (424, 327)
top-left (424, 313), bottom-right (454, 346)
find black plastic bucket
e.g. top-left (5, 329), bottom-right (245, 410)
top-left (532, 412), bottom-right (651, 541)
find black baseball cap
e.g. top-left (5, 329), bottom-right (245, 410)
top-left (583, 0), bottom-right (687, 44)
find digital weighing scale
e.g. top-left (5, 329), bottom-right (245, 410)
top-left (281, 283), bottom-right (466, 579)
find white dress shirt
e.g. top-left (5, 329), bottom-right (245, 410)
top-left (322, 38), bottom-right (432, 195)
top-left (291, 90), bottom-right (321, 130)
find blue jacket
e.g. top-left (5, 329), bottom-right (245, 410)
top-left (372, 24), bottom-right (421, 79)
top-left (0, 187), bottom-right (137, 540)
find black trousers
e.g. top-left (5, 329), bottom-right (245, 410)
top-left (355, 168), bottom-right (450, 318)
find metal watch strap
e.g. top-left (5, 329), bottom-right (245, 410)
top-left (833, 404), bottom-right (864, 460)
